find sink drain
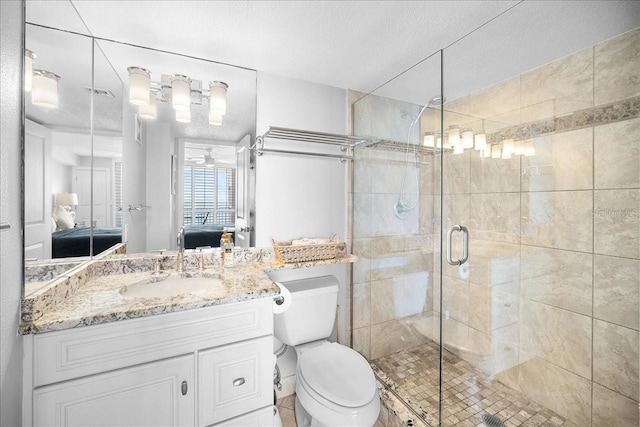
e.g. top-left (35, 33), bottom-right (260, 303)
top-left (481, 414), bottom-right (505, 427)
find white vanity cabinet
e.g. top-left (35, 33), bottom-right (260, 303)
top-left (23, 298), bottom-right (274, 427)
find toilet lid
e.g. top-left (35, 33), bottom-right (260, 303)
top-left (298, 343), bottom-right (376, 408)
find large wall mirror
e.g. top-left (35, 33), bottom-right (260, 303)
top-left (24, 1), bottom-right (257, 296)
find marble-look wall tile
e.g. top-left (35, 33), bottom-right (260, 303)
top-left (521, 128), bottom-right (593, 192)
top-left (592, 383), bottom-right (640, 427)
top-left (594, 254), bottom-right (639, 331)
top-left (521, 190), bottom-right (593, 252)
top-left (520, 246), bottom-right (593, 316)
top-left (593, 319), bottom-right (639, 401)
top-left (467, 241), bottom-right (520, 286)
top-left (595, 28), bottom-right (640, 106)
top-left (438, 194), bottom-right (470, 233)
top-left (371, 277), bottom-right (404, 324)
top-left (371, 320), bottom-right (405, 360)
top-left (594, 189), bottom-right (640, 259)
top-left (445, 77), bottom-right (521, 123)
top-left (371, 193), bottom-right (419, 236)
top-left (353, 282), bottom-right (371, 329)
top-left (402, 272), bottom-right (431, 317)
top-left (353, 147), bottom-right (373, 193)
top-left (470, 155), bottom-right (520, 194)
top-left (470, 193), bottom-right (521, 244)
top-left (435, 275), bottom-right (470, 324)
top-left (352, 238), bottom-right (371, 283)
top-left (521, 301), bottom-right (592, 379)
top-left (442, 150), bottom-right (470, 195)
top-left (371, 150), bottom-right (419, 195)
top-left (353, 326), bottom-right (371, 360)
top-left (517, 355), bottom-right (592, 426)
top-left (353, 193), bottom-right (372, 238)
top-left (521, 46), bottom-right (594, 117)
top-left (468, 282), bottom-right (520, 335)
top-left (594, 118), bottom-right (640, 189)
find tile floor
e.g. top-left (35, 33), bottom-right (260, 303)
top-left (372, 339), bottom-right (579, 427)
top-left (276, 394), bottom-right (386, 427)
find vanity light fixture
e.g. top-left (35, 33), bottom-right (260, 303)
top-left (448, 126), bottom-right (460, 147)
top-left (423, 132), bottom-right (435, 148)
top-left (127, 66), bottom-right (228, 127)
top-left (209, 111), bottom-right (223, 126)
top-left (138, 91), bottom-right (158, 120)
top-left (208, 81), bottom-right (228, 116)
top-left (461, 128), bottom-right (474, 149)
top-left (524, 142), bottom-right (536, 156)
top-left (31, 70), bottom-right (60, 108)
top-left (25, 49), bottom-right (35, 91)
top-left (171, 75), bottom-right (192, 111)
top-left (474, 131), bottom-right (487, 151)
top-left (175, 108), bottom-right (191, 123)
top-left (127, 67), bottom-right (151, 106)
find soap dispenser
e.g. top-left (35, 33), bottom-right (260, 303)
top-left (220, 228), bottom-right (234, 268)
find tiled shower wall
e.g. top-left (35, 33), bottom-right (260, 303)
top-left (350, 28), bottom-right (639, 426)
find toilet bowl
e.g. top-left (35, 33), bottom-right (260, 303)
top-left (273, 276), bottom-right (380, 427)
top-left (294, 341), bottom-right (379, 427)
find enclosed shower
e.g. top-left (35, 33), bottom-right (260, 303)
top-left (349, 16), bottom-right (639, 427)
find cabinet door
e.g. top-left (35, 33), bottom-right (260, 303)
top-left (34, 355), bottom-right (194, 427)
top-left (199, 336), bottom-right (272, 426)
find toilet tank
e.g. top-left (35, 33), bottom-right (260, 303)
top-left (274, 275), bottom-right (339, 346)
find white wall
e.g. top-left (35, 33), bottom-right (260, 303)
top-left (255, 72), bottom-right (350, 349)
top-left (0, 1), bottom-right (24, 425)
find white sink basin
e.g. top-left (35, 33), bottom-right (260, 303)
top-left (120, 273), bottom-right (224, 299)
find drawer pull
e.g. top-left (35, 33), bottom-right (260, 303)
top-left (233, 377), bottom-right (245, 387)
top-left (181, 380), bottom-right (188, 395)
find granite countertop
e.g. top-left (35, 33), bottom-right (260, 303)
top-left (20, 249), bottom-right (357, 335)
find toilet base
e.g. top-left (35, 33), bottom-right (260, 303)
top-left (295, 395), bottom-right (324, 427)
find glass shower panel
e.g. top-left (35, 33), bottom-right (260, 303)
top-left (351, 51), bottom-right (444, 427)
top-left (440, 6), bottom-right (639, 427)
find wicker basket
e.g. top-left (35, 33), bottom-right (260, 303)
top-left (272, 238), bottom-right (346, 263)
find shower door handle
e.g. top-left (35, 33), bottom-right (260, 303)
top-left (446, 225), bottom-right (469, 266)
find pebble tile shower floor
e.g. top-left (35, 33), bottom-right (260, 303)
top-left (371, 339), bottom-right (579, 427)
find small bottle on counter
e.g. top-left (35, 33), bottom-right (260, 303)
top-left (220, 228), bottom-right (234, 268)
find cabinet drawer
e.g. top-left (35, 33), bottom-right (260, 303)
top-left (199, 336), bottom-right (273, 426)
top-left (211, 406), bottom-right (273, 427)
top-left (32, 298), bottom-right (272, 387)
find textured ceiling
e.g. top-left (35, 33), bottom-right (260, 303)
top-left (27, 0), bottom-right (640, 103)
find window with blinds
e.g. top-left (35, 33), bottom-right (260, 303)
top-left (114, 161), bottom-right (123, 227)
top-left (183, 165), bottom-right (235, 226)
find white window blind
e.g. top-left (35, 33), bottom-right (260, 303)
top-left (114, 161), bottom-right (123, 227)
top-left (183, 165), bottom-right (235, 226)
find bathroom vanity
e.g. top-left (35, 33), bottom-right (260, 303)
top-left (20, 249), bottom-right (356, 426)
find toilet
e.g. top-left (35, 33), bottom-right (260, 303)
top-left (274, 275), bottom-right (380, 427)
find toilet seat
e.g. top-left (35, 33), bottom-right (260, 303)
top-left (297, 342), bottom-right (377, 408)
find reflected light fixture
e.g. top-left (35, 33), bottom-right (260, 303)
top-left (138, 91), bottom-right (158, 120)
top-left (502, 139), bottom-right (515, 155)
top-left (209, 111), bottom-right (223, 126)
top-left (31, 70), bottom-right (60, 108)
top-left (127, 65), bottom-right (228, 127)
top-left (175, 108), bottom-right (191, 123)
top-left (127, 67), bottom-right (150, 106)
top-left (423, 132), bottom-right (435, 148)
top-left (524, 142), bottom-right (536, 156)
top-left (461, 128), bottom-right (474, 149)
top-left (474, 132), bottom-right (487, 151)
top-left (448, 126), bottom-right (460, 147)
top-left (171, 75), bottom-right (192, 111)
top-left (208, 81), bottom-right (228, 116)
top-left (25, 49), bottom-right (35, 91)
top-left (55, 192), bottom-right (78, 211)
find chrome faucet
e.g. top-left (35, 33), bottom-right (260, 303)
top-left (176, 227), bottom-right (185, 273)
